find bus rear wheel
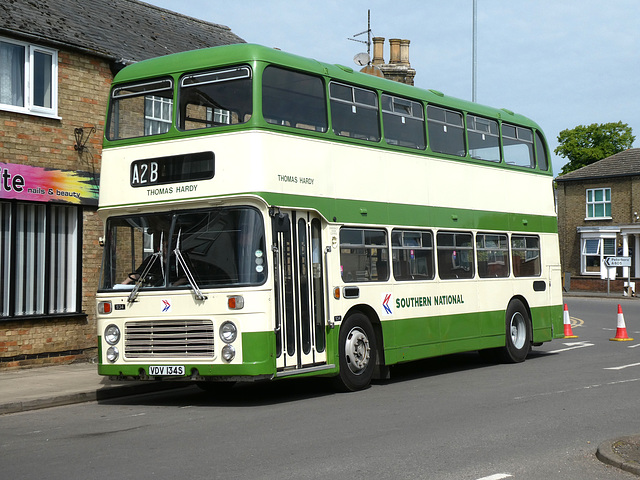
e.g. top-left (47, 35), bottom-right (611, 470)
top-left (334, 313), bottom-right (377, 392)
top-left (500, 299), bottom-right (531, 363)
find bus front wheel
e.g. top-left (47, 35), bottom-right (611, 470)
top-left (501, 299), bottom-right (531, 363)
top-left (334, 313), bottom-right (377, 392)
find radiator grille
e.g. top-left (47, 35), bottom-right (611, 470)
top-left (124, 320), bottom-right (215, 358)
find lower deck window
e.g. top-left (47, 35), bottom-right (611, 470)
top-left (511, 235), bottom-right (541, 277)
top-left (392, 230), bottom-right (434, 280)
top-left (436, 231), bottom-right (474, 279)
top-left (340, 228), bottom-right (388, 282)
top-left (0, 202), bottom-right (80, 318)
top-left (476, 233), bottom-right (509, 278)
top-left (100, 207), bottom-right (266, 290)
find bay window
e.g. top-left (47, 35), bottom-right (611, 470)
top-left (580, 234), bottom-right (617, 275)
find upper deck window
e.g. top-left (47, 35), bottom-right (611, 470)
top-left (107, 78), bottom-right (173, 140)
top-left (330, 82), bottom-right (380, 142)
top-left (503, 124), bottom-right (534, 168)
top-left (427, 105), bottom-right (465, 156)
top-left (381, 94), bottom-right (426, 149)
top-left (535, 131), bottom-right (549, 171)
top-left (262, 66), bottom-right (327, 132)
top-left (179, 66), bottom-right (252, 131)
top-left (468, 115), bottom-right (500, 162)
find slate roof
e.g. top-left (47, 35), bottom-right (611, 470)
top-left (556, 148), bottom-right (640, 182)
top-left (0, 0), bottom-right (244, 65)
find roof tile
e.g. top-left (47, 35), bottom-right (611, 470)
top-left (556, 148), bottom-right (640, 182)
top-left (0, 0), bottom-right (244, 63)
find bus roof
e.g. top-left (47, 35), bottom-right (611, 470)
top-left (111, 43), bottom-right (542, 131)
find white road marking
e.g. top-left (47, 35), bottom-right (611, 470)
top-left (604, 362), bottom-right (640, 370)
top-left (476, 474), bottom-right (512, 480)
top-left (628, 343), bottom-right (640, 348)
top-left (515, 378), bottom-right (640, 400)
top-left (547, 341), bottom-right (594, 353)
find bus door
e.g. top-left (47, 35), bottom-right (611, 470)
top-left (271, 209), bottom-right (327, 374)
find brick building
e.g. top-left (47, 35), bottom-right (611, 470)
top-left (0, 0), bottom-right (243, 369)
top-left (556, 148), bottom-right (640, 293)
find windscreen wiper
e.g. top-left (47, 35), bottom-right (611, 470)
top-left (173, 229), bottom-right (207, 301)
top-left (127, 232), bottom-right (165, 304)
top-left (127, 252), bottom-right (161, 303)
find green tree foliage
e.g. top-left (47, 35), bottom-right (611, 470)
top-left (555, 121), bottom-right (635, 175)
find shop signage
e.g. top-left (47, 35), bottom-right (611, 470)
top-left (0, 162), bottom-right (99, 206)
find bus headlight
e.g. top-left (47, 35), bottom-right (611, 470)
top-left (106, 346), bottom-right (119, 363)
top-left (221, 344), bottom-right (236, 362)
top-left (219, 321), bottom-right (237, 343)
top-left (104, 324), bottom-right (121, 345)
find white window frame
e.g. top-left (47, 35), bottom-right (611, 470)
top-left (144, 95), bottom-right (172, 135)
top-left (586, 187), bottom-right (612, 220)
top-left (0, 37), bottom-right (59, 118)
top-left (580, 232), bottom-right (617, 275)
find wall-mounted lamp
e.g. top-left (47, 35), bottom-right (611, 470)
top-left (74, 126), bottom-right (96, 154)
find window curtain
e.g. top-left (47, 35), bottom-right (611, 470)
top-left (0, 41), bottom-right (25, 107)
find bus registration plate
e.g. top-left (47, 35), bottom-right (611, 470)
top-left (149, 365), bottom-right (185, 376)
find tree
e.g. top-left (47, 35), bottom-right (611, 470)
top-left (555, 121), bottom-right (635, 175)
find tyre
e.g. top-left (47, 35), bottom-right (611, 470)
top-left (334, 313), bottom-right (377, 392)
top-left (500, 299), bottom-right (531, 363)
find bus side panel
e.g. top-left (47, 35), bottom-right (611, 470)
top-left (381, 315), bottom-right (441, 365)
top-left (439, 310), bottom-right (505, 356)
top-left (381, 311), bottom-right (507, 365)
top-left (531, 304), bottom-right (564, 342)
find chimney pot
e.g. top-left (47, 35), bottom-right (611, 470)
top-left (372, 36), bottom-right (385, 65)
top-left (389, 38), bottom-right (401, 64)
top-left (399, 39), bottom-right (411, 66)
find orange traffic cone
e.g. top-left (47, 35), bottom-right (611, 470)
top-left (610, 304), bottom-right (634, 341)
top-left (563, 303), bottom-right (578, 338)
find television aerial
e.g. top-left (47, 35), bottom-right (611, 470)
top-left (348, 9), bottom-right (372, 65)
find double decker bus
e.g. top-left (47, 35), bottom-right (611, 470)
top-left (96, 43), bottom-right (563, 391)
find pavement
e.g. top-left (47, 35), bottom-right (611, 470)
top-left (0, 289), bottom-right (638, 475)
top-left (0, 361), bottom-right (188, 416)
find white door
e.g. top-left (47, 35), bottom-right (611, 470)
top-left (272, 209), bottom-right (327, 372)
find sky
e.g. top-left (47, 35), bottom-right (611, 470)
top-left (144, 0), bottom-right (640, 176)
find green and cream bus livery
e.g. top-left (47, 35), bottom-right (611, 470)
top-left (96, 44), bottom-right (563, 391)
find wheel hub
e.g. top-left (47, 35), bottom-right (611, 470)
top-left (510, 312), bottom-right (526, 349)
top-left (345, 327), bottom-right (370, 375)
